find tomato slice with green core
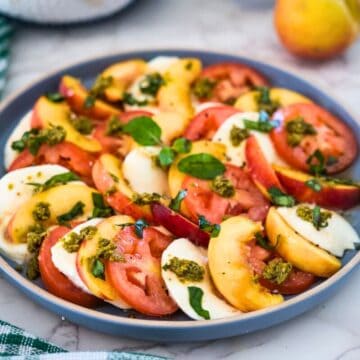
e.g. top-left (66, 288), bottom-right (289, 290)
top-left (271, 103), bottom-right (358, 174)
top-left (182, 164), bottom-right (270, 224)
top-left (106, 226), bottom-right (178, 316)
top-left (38, 226), bottom-right (99, 308)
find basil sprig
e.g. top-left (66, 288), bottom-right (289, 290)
top-left (158, 138), bottom-right (192, 168)
top-left (188, 286), bottom-right (210, 320)
top-left (178, 153), bottom-right (225, 180)
top-left (92, 193), bottom-right (114, 218)
top-left (57, 201), bottom-right (85, 226)
top-left (198, 215), bottom-right (220, 238)
top-left (27, 172), bottom-right (80, 193)
top-left (169, 189), bottom-right (187, 212)
top-left (123, 116), bottom-right (162, 146)
top-left (268, 187), bottom-right (296, 207)
top-left (243, 111), bottom-right (279, 133)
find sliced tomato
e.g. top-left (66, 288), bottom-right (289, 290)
top-left (198, 63), bottom-right (269, 103)
top-left (93, 110), bottom-right (152, 154)
top-left (248, 242), bottom-right (316, 295)
top-left (9, 142), bottom-right (96, 185)
top-left (259, 270), bottom-right (316, 295)
top-left (184, 105), bottom-right (239, 140)
top-left (182, 164), bottom-right (270, 224)
top-left (271, 103), bottom-right (358, 174)
top-left (245, 135), bottom-right (284, 192)
top-left (38, 226), bottom-right (99, 307)
top-left (106, 226), bottom-right (178, 316)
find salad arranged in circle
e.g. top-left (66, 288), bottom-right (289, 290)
top-left (1, 56), bottom-right (359, 320)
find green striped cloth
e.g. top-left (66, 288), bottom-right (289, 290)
top-left (0, 16), bottom-right (13, 97)
top-left (0, 16), bottom-right (165, 360)
top-left (0, 319), bottom-right (167, 359)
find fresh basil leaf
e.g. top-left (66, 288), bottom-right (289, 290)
top-left (57, 201), bottom-right (85, 225)
top-left (83, 95), bottom-right (96, 109)
top-left (172, 138), bottom-right (192, 154)
top-left (158, 147), bottom-right (176, 168)
top-left (243, 110), bottom-right (279, 133)
top-left (169, 189), bottom-right (187, 212)
top-left (268, 187), bottom-right (296, 207)
top-left (198, 215), bottom-right (220, 237)
top-left (27, 172), bottom-right (80, 192)
top-left (188, 286), bottom-right (210, 320)
top-left (92, 193), bottom-right (114, 218)
top-left (178, 153), bottom-right (225, 180)
top-left (305, 178), bottom-right (322, 192)
top-left (91, 258), bottom-right (105, 279)
top-left (139, 73), bottom-right (164, 96)
top-left (46, 92), bottom-right (65, 103)
top-left (255, 232), bottom-right (277, 251)
top-left (134, 219), bottom-right (149, 238)
top-left (312, 206), bottom-right (321, 230)
top-left (123, 116), bottom-right (162, 146)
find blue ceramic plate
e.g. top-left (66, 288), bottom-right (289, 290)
top-left (0, 50), bottom-right (359, 342)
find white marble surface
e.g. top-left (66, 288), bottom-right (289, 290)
top-left (1, 0), bottom-right (360, 359)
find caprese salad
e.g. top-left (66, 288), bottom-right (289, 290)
top-left (1, 56), bottom-right (359, 320)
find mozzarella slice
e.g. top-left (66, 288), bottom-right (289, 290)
top-left (147, 56), bottom-right (179, 73)
top-left (51, 219), bottom-right (102, 294)
top-left (122, 146), bottom-right (170, 196)
top-left (161, 238), bottom-right (240, 320)
top-left (212, 112), bottom-right (286, 167)
top-left (277, 204), bottom-right (360, 257)
top-left (0, 165), bottom-right (75, 264)
top-left (4, 111), bottom-right (32, 169)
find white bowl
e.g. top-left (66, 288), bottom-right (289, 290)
top-left (0, 0), bottom-right (134, 25)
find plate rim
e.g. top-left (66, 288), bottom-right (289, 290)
top-left (0, 48), bottom-right (359, 331)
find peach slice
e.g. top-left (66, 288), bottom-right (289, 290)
top-left (234, 87), bottom-right (312, 113)
top-left (151, 203), bottom-right (210, 247)
top-left (101, 59), bottom-right (147, 102)
top-left (274, 165), bottom-right (360, 210)
top-left (208, 215), bottom-right (283, 311)
top-left (59, 75), bottom-right (120, 120)
top-left (92, 154), bottom-right (152, 221)
top-left (265, 207), bottom-right (341, 277)
top-left (32, 96), bottom-right (101, 153)
top-left (245, 136), bottom-right (284, 198)
top-left (8, 183), bottom-right (97, 244)
top-left (76, 215), bottom-right (132, 306)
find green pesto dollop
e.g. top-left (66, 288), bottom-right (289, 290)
top-left (163, 256), bottom-right (205, 282)
top-left (211, 176), bottom-right (235, 198)
top-left (229, 125), bottom-right (250, 146)
top-left (106, 115), bottom-right (123, 136)
top-left (286, 117), bottom-right (317, 147)
top-left (132, 192), bottom-right (161, 205)
top-left (63, 226), bottom-right (98, 253)
top-left (255, 86), bottom-right (280, 115)
top-left (26, 223), bottom-right (46, 254)
top-left (193, 78), bottom-right (216, 99)
top-left (96, 238), bottom-right (123, 262)
top-left (262, 258), bottom-right (292, 285)
top-left (71, 115), bottom-right (94, 135)
top-left (26, 255), bottom-right (40, 280)
top-left (296, 205), bottom-right (332, 230)
top-left (32, 202), bottom-right (51, 222)
top-left (46, 126), bottom-right (66, 145)
top-left (139, 72), bottom-right (164, 96)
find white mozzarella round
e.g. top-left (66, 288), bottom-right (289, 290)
top-left (0, 165), bottom-right (74, 264)
top-left (161, 238), bottom-right (240, 320)
top-left (122, 146), bottom-right (170, 196)
top-left (212, 112), bottom-right (286, 167)
top-left (147, 56), bottom-right (179, 74)
top-left (277, 204), bottom-right (360, 257)
top-left (51, 218), bottom-right (102, 294)
top-left (4, 111), bottom-right (32, 169)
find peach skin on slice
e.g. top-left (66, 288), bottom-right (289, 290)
top-left (274, 165), bottom-right (360, 210)
top-left (59, 75), bottom-right (120, 120)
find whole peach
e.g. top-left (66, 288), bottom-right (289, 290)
top-left (274, 0), bottom-right (360, 60)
